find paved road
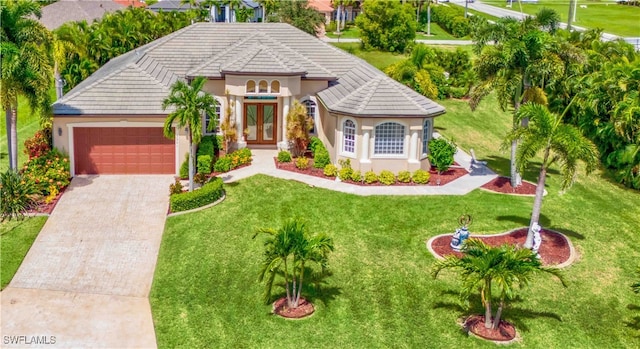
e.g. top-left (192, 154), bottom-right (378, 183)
top-left (321, 37), bottom-right (474, 45)
top-left (1, 175), bottom-right (173, 348)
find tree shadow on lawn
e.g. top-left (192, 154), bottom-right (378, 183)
top-left (495, 214), bottom-right (552, 228)
top-left (484, 155), bottom-right (560, 180)
top-left (625, 304), bottom-right (640, 333)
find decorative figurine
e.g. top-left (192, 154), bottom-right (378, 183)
top-left (531, 222), bottom-right (542, 258)
top-left (450, 214), bottom-right (472, 252)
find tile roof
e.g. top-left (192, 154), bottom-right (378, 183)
top-left (309, 0), bottom-right (334, 13)
top-left (36, 0), bottom-right (125, 30)
top-left (53, 23), bottom-right (445, 118)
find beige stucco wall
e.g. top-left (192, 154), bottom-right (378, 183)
top-left (52, 115), bottom-right (188, 176)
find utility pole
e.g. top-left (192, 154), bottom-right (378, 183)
top-left (567, 0), bottom-right (575, 30)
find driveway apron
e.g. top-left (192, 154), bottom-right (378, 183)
top-left (1, 175), bottom-right (173, 348)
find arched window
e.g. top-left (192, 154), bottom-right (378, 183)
top-left (271, 80), bottom-right (280, 94)
top-left (374, 122), bottom-right (405, 155)
top-left (303, 99), bottom-right (317, 134)
top-left (259, 80), bottom-right (268, 93)
top-left (246, 80), bottom-right (256, 94)
top-left (203, 97), bottom-right (223, 135)
top-left (342, 119), bottom-right (356, 155)
top-left (422, 118), bottom-right (432, 156)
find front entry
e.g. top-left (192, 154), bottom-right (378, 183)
top-left (244, 103), bottom-right (277, 145)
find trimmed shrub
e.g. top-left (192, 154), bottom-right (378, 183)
top-left (430, 5), bottom-right (471, 38)
top-left (278, 150), bottom-right (292, 163)
top-left (197, 136), bottom-right (215, 158)
top-left (428, 138), bottom-right (457, 174)
top-left (309, 136), bottom-right (324, 154)
top-left (449, 86), bottom-right (467, 99)
top-left (180, 154), bottom-right (189, 179)
top-left (397, 170), bottom-right (411, 183)
top-left (169, 179), bottom-right (184, 195)
top-left (170, 177), bottom-right (224, 213)
top-left (413, 169), bottom-right (431, 184)
top-left (364, 170), bottom-right (378, 184)
top-left (324, 164), bottom-right (338, 177)
top-left (338, 159), bottom-right (353, 181)
top-left (214, 148), bottom-right (252, 173)
top-left (313, 148), bottom-right (331, 169)
top-left (351, 171), bottom-right (362, 182)
top-left (379, 170), bottom-right (396, 185)
top-left (214, 156), bottom-right (232, 172)
top-left (295, 157), bottom-right (310, 170)
top-left (197, 155), bottom-right (212, 174)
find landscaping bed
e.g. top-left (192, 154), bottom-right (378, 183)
top-left (481, 176), bottom-right (537, 195)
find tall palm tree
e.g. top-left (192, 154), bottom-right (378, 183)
top-left (162, 76), bottom-right (218, 191)
top-left (506, 103), bottom-right (599, 248)
top-left (254, 219), bottom-right (334, 309)
top-left (432, 239), bottom-right (566, 330)
top-left (1, 0), bottom-right (53, 170)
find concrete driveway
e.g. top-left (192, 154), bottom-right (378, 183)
top-left (1, 175), bottom-right (173, 348)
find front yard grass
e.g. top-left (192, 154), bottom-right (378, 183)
top-left (0, 217), bottom-right (47, 289)
top-left (331, 43), bottom-right (408, 70)
top-left (151, 97), bottom-right (640, 348)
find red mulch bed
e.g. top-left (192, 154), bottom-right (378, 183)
top-left (482, 176), bottom-right (537, 195)
top-left (430, 228), bottom-right (571, 266)
top-left (275, 158), bottom-right (468, 186)
top-left (273, 297), bottom-right (315, 319)
top-left (464, 314), bottom-right (516, 342)
top-left (26, 186), bottom-right (68, 215)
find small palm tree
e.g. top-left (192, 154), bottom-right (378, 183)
top-left (432, 239), bottom-right (566, 330)
top-left (254, 219), bottom-right (334, 309)
top-left (162, 76), bottom-right (217, 191)
top-left (506, 103), bottom-right (599, 248)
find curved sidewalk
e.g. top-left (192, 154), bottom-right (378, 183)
top-left (219, 148), bottom-right (497, 196)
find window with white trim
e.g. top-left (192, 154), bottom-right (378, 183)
top-left (271, 80), bottom-right (280, 94)
top-left (303, 99), bottom-right (317, 134)
top-left (203, 98), bottom-right (222, 135)
top-left (342, 119), bottom-right (355, 154)
top-left (259, 80), bottom-right (268, 93)
top-left (374, 122), bottom-right (405, 155)
top-left (422, 119), bottom-right (432, 156)
top-left (246, 80), bottom-right (256, 94)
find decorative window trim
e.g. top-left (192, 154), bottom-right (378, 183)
top-left (373, 121), bottom-right (407, 158)
top-left (341, 117), bottom-right (357, 158)
top-left (301, 96), bottom-right (318, 135)
top-left (271, 80), bottom-right (280, 94)
top-left (246, 80), bottom-right (256, 94)
top-left (421, 118), bottom-right (432, 159)
top-left (203, 97), bottom-right (224, 135)
top-left (258, 80), bottom-right (268, 93)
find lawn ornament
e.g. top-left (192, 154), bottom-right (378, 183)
top-left (450, 214), bottom-right (472, 251)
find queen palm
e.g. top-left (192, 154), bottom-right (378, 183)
top-left (506, 103), bottom-right (599, 248)
top-left (254, 219), bottom-right (334, 309)
top-left (162, 76), bottom-right (217, 192)
top-left (1, 0), bottom-right (53, 170)
top-left (432, 239), bottom-right (566, 330)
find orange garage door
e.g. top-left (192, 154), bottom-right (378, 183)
top-left (74, 127), bottom-right (175, 174)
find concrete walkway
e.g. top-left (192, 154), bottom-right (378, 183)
top-left (1, 175), bottom-right (173, 349)
top-left (220, 146), bottom-right (497, 195)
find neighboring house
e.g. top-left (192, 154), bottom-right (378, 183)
top-left (52, 23), bottom-right (445, 176)
top-left (113, 0), bottom-right (147, 7)
top-left (148, 0), bottom-right (262, 22)
top-left (309, 0), bottom-right (334, 24)
top-left (36, 0), bottom-right (127, 30)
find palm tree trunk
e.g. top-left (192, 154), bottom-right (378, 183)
top-left (336, 6), bottom-right (342, 34)
top-left (291, 258), bottom-right (297, 307)
top-left (294, 261), bottom-right (305, 308)
top-left (525, 147), bottom-right (550, 248)
top-left (55, 62), bottom-right (64, 100)
top-left (188, 130), bottom-right (195, 192)
top-left (427, 4), bottom-right (431, 36)
top-left (283, 257), bottom-right (292, 308)
top-left (483, 279), bottom-right (493, 328)
top-left (263, 5), bottom-right (266, 22)
top-left (511, 88), bottom-right (523, 188)
top-left (493, 299), bottom-right (505, 330)
top-left (7, 107), bottom-right (18, 170)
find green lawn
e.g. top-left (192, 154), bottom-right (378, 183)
top-left (480, 0), bottom-right (640, 37)
top-left (325, 26), bottom-right (361, 39)
top-left (151, 95), bottom-right (640, 348)
top-left (331, 43), bottom-right (408, 70)
top-left (0, 217), bottom-right (47, 289)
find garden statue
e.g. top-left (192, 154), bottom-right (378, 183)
top-left (531, 222), bottom-right (542, 258)
top-left (450, 214), bottom-right (472, 252)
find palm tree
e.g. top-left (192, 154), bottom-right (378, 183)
top-left (1, 0), bottom-right (53, 170)
top-left (506, 103), bottom-right (599, 248)
top-left (432, 239), bottom-right (566, 330)
top-left (254, 219), bottom-right (334, 309)
top-left (162, 76), bottom-right (218, 191)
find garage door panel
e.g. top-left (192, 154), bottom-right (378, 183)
top-left (74, 127), bottom-right (175, 174)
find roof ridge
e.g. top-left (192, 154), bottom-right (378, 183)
top-left (260, 33), bottom-right (333, 77)
top-left (355, 77), bottom-right (383, 113)
top-left (187, 31), bottom-right (266, 76)
top-left (133, 56), bottom-right (177, 90)
top-left (56, 58), bottom-right (132, 104)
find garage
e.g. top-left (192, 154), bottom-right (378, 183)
top-left (73, 127), bottom-right (175, 174)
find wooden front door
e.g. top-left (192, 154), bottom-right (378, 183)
top-left (244, 103), bottom-right (277, 145)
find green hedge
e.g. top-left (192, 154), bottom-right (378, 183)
top-left (430, 5), bottom-right (470, 38)
top-left (170, 177), bottom-right (224, 213)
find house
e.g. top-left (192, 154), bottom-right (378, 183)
top-left (52, 23), bottom-right (445, 176)
top-left (36, 0), bottom-right (127, 30)
top-left (309, 0), bottom-right (334, 24)
top-left (148, 0), bottom-right (262, 23)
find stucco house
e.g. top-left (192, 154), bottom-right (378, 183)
top-left (52, 23), bottom-right (445, 176)
top-left (148, 0), bottom-right (262, 23)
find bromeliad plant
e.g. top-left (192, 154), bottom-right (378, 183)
top-left (254, 219), bottom-right (334, 309)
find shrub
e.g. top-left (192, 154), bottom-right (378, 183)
top-left (309, 136), bottom-right (324, 154)
top-left (170, 177), bottom-right (224, 213)
top-left (1, 170), bottom-right (39, 221)
top-left (397, 170), bottom-right (411, 183)
top-left (194, 173), bottom-right (208, 186)
top-left (351, 171), bottom-right (362, 182)
top-left (277, 150), bottom-right (292, 163)
top-left (23, 129), bottom-right (51, 159)
top-left (197, 136), bottom-right (215, 158)
top-left (295, 157), bottom-right (310, 170)
top-left (449, 86), bottom-right (467, 99)
top-left (428, 138), bottom-right (457, 174)
top-left (314, 148), bottom-right (331, 169)
top-left (214, 156), bottom-right (232, 172)
top-left (197, 155), bottom-right (212, 174)
top-left (379, 170), bottom-right (396, 185)
top-left (286, 100), bottom-right (314, 157)
top-left (338, 159), bottom-right (353, 181)
top-left (21, 149), bottom-right (70, 196)
top-left (169, 179), bottom-right (184, 195)
top-left (413, 169), bottom-right (430, 184)
top-left (324, 164), bottom-right (338, 177)
top-left (364, 170), bottom-right (378, 184)
top-left (180, 154), bottom-right (189, 179)
top-left (214, 148), bottom-right (252, 173)
top-left (430, 5), bottom-right (471, 38)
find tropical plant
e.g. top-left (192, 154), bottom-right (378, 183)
top-left (254, 219), bottom-right (334, 309)
top-left (432, 239), bottom-right (566, 330)
top-left (295, 156), bottom-right (309, 170)
top-left (0, 170), bottom-right (39, 221)
top-left (276, 0), bottom-right (325, 36)
top-left (21, 149), bottom-right (70, 196)
top-left (428, 138), bottom-right (457, 174)
top-left (506, 103), bottom-right (599, 248)
top-left (356, 0), bottom-right (416, 53)
top-left (286, 100), bottom-right (314, 157)
top-left (1, 0), bottom-right (54, 170)
top-left (162, 76), bottom-right (218, 192)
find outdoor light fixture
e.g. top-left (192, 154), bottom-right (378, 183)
top-left (58, 127), bottom-right (62, 136)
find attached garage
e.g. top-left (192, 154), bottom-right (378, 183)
top-left (73, 127), bottom-right (175, 174)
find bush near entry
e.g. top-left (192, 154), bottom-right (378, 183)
top-left (170, 177), bottom-right (224, 213)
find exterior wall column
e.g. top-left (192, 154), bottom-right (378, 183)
top-left (234, 95), bottom-right (246, 149)
top-left (279, 96), bottom-right (290, 150)
top-left (360, 126), bottom-right (372, 165)
top-left (225, 5), bottom-right (230, 23)
top-left (409, 125), bottom-right (422, 168)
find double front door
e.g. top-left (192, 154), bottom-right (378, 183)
top-left (244, 103), bottom-right (277, 145)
